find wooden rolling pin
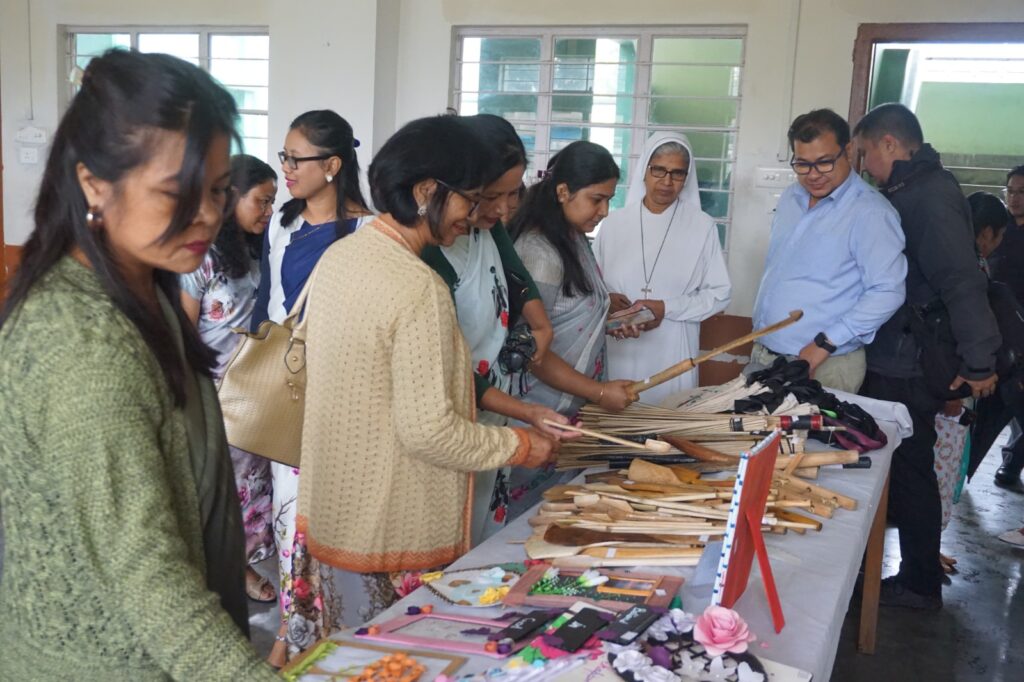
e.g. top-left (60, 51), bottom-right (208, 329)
top-left (628, 310), bottom-right (803, 394)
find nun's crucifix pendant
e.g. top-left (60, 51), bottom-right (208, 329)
top-left (641, 285), bottom-right (653, 297)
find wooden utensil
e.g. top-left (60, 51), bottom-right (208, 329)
top-left (543, 419), bottom-right (671, 453)
top-left (628, 310), bottom-right (803, 394)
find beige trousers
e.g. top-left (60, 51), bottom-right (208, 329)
top-left (749, 343), bottom-right (866, 394)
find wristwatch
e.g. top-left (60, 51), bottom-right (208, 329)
top-left (814, 332), bottom-right (837, 354)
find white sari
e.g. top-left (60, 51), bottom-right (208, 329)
top-left (594, 132), bottom-right (731, 406)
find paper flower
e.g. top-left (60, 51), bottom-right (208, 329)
top-left (478, 586), bottom-right (510, 605)
top-left (737, 662), bottom-right (766, 682)
top-left (576, 569), bottom-right (609, 587)
top-left (612, 649), bottom-right (652, 674)
top-left (543, 566), bottom-right (560, 581)
top-left (693, 606), bottom-right (756, 657)
top-left (706, 654), bottom-right (738, 681)
top-left (647, 609), bottom-right (697, 642)
top-left (635, 665), bottom-right (681, 682)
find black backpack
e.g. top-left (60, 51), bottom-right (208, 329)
top-left (988, 280), bottom-right (1024, 378)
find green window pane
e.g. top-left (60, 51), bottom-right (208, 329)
top-left (678, 131), bottom-right (738, 161)
top-left (651, 65), bottom-right (741, 98)
top-left (549, 125), bottom-right (632, 205)
top-left (224, 85), bottom-right (269, 111)
top-left (461, 62), bottom-right (540, 94)
top-left (210, 34), bottom-right (269, 60)
top-left (555, 38), bottom-right (637, 62)
top-left (138, 33), bottom-right (200, 63)
top-left (462, 37), bottom-right (542, 62)
top-left (75, 33), bottom-right (130, 58)
top-left (649, 98), bottom-right (738, 128)
top-left (696, 161), bottom-right (734, 191)
top-left (699, 190), bottom-right (730, 219)
top-left (239, 113), bottom-right (268, 140)
top-left (211, 57), bottom-right (269, 87)
top-left (552, 95), bottom-right (633, 125)
top-left (716, 223), bottom-right (728, 249)
top-left (471, 94), bottom-right (538, 120)
top-left (653, 38), bottom-right (743, 65)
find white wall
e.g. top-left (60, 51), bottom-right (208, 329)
top-left (385, 0), bottom-right (1024, 314)
top-left (5, 0), bottom-right (1024, 314)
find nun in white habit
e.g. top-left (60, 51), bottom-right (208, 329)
top-left (593, 132), bottom-right (731, 406)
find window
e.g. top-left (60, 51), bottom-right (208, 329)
top-left (64, 27), bottom-right (270, 162)
top-left (452, 27), bottom-right (745, 251)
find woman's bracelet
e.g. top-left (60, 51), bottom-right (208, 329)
top-left (597, 386), bottom-right (606, 403)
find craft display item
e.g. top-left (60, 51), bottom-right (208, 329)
top-left (600, 605), bottom-right (661, 645)
top-left (503, 565), bottom-right (683, 612)
top-left (346, 653), bottom-right (425, 682)
top-left (607, 607), bottom-right (767, 682)
top-left (422, 564), bottom-right (524, 607)
top-left (280, 640), bottom-right (465, 682)
top-left (355, 613), bottom-right (529, 659)
top-left (490, 610), bottom-right (561, 644)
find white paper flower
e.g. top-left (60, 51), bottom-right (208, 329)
top-left (577, 569), bottom-right (609, 587)
top-left (606, 642), bottom-right (643, 656)
top-left (736, 662), bottom-right (765, 682)
top-left (613, 650), bottom-right (653, 674)
top-left (669, 609), bottom-right (697, 634)
top-left (646, 614), bottom-right (677, 642)
top-left (635, 665), bottom-right (681, 682)
top-left (674, 650), bottom-right (706, 679)
top-left (702, 655), bottom-right (737, 682)
top-left (543, 566), bottom-right (560, 581)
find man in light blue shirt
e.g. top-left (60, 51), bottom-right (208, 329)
top-left (750, 109), bottom-right (907, 393)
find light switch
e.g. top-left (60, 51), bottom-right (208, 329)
top-left (755, 167), bottom-right (796, 190)
top-left (19, 147), bottom-right (39, 164)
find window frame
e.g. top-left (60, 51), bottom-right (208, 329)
top-left (61, 25), bottom-right (270, 158)
top-left (450, 24), bottom-right (746, 254)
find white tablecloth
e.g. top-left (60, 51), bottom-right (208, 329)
top-left (331, 395), bottom-right (909, 681)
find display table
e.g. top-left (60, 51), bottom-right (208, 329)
top-left (327, 394), bottom-right (911, 681)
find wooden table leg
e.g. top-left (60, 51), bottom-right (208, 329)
top-left (858, 473), bottom-right (890, 654)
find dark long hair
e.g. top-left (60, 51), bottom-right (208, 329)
top-left (508, 141), bottom-right (619, 297)
top-left (280, 109), bottom-right (368, 235)
top-left (369, 116), bottom-right (490, 238)
top-left (0, 49), bottom-right (239, 405)
top-left (463, 114), bottom-right (527, 186)
top-left (215, 154), bottom-right (277, 279)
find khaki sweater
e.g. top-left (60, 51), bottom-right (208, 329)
top-left (296, 221), bottom-right (527, 573)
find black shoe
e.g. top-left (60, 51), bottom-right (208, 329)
top-left (879, 577), bottom-right (942, 610)
top-left (994, 466), bottom-right (1023, 489)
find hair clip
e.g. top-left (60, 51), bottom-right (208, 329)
top-left (353, 138), bottom-right (361, 148)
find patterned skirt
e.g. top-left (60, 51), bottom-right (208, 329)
top-left (228, 445), bottom-right (274, 564)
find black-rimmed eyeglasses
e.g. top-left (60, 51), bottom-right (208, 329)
top-left (790, 153), bottom-right (844, 176)
top-left (648, 165), bottom-right (688, 182)
top-left (278, 151), bottom-right (333, 170)
top-left (435, 179), bottom-right (481, 214)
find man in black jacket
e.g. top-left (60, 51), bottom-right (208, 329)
top-left (853, 103), bottom-right (1001, 610)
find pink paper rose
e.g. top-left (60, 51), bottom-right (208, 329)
top-left (692, 606), bottom-right (756, 657)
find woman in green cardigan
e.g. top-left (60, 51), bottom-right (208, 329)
top-left (0, 50), bottom-right (278, 680)
top-left (421, 114), bottom-right (637, 542)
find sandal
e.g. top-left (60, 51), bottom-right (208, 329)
top-left (245, 572), bottom-right (277, 603)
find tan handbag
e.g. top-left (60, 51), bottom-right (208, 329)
top-left (217, 270), bottom-right (317, 468)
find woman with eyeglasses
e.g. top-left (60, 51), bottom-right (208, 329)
top-left (509, 141), bottom-right (640, 418)
top-left (594, 133), bottom-right (731, 406)
top-left (277, 115), bottom-right (557, 656)
top-left (251, 109), bottom-right (373, 666)
top-left (0, 49), bottom-right (278, 680)
top-left (422, 116), bottom-right (636, 541)
top-left (180, 153), bottom-right (279, 606)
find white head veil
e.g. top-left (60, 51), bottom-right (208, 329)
top-left (625, 132), bottom-right (701, 212)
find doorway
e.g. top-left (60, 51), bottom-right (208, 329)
top-left (849, 23), bottom-right (1024, 194)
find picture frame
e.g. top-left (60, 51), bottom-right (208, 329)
top-left (355, 613), bottom-right (529, 659)
top-left (502, 566), bottom-right (683, 612)
top-left (280, 638), bottom-right (466, 681)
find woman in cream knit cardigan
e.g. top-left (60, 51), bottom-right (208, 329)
top-left (281, 115), bottom-right (558, 653)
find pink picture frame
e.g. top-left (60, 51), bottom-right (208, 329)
top-left (355, 613), bottom-right (528, 659)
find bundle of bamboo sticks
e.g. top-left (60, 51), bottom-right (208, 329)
top-left (525, 459), bottom-right (855, 569)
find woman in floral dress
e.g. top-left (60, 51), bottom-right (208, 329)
top-left (181, 153), bottom-right (278, 602)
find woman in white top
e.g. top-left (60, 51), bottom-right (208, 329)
top-left (594, 132), bottom-right (732, 406)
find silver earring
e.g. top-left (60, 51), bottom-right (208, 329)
top-left (417, 204), bottom-right (427, 217)
top-left (325, 174), bottom-right (334, 183)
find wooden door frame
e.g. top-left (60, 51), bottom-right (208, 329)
top-left (848, 23), bottom-right (1024, 126)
